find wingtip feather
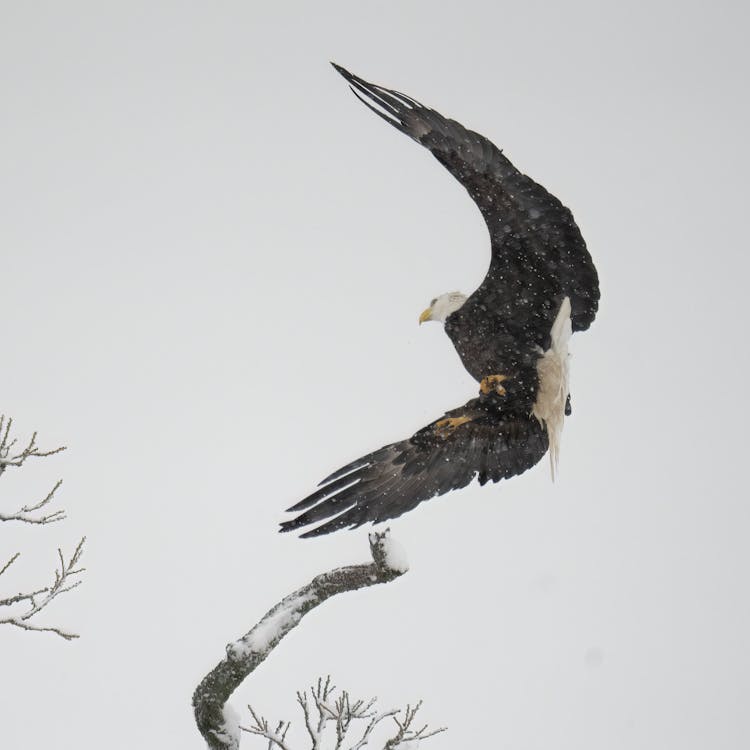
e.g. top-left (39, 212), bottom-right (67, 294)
top-left (331, 62), bottom-right (354, 81)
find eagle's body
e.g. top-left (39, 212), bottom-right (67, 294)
top-left (280, 66), bottom-right (599, 537)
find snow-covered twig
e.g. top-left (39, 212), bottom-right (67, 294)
top-left (0, 537), bottom-right (86, 640)
top-left (348, 708), bottom-right (400, 750)
top-left (0, 479), bottom-right (66, 524)
top-left (242, 683), bottom-right (444, 750)
top-left (330, 690), bottom-right (378, 750)
top-left (0, 415), bottom-right (66, 472)
top-left (295, 676), bottom-right (338, 750)
top-left (0, 552), bottom-right (21, 579)
top-left (243, 707), bottom-right (292, 750)
top-left (0, 416), bottom-right (67, 523)
top-left (383, 701), bottom-right (446, 749)
top-left (192, 530), bottom-right (408, 750)
top-left (0, 417), bottom-right (84, 640)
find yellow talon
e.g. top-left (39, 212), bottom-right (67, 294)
top-left (434, 415), bottom-right (473, 437)
top-left (480, 374), bottom-right (509, 396)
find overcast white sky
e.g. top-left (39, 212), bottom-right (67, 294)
top-left (2, 1), bottom-right (749, 748)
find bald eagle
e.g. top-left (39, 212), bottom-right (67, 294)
top-left (281, 65), bottom-right (599, 538)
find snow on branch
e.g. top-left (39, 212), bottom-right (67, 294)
top-left (0, 415), bottom-right (67, 524)
top-left (0, 416), bottom-right (85, 639)
top-left (243, 677), bottom-right (445, 750)
top-left (0, 478), bottom-right (66, 524)
top-left (193, 530), bottom-right (409, 750)
top-left (0, 537), bottom-right (86, 640)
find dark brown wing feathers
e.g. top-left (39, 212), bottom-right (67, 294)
top-left (331, 64), bottom-right (599, 334)
top-left (281, 396), bottom-right (548, 537)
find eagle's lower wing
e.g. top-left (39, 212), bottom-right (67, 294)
top-left (280, 398), bottom-right (548, 537)
top-left (332, 64), bottom-right (599, 333)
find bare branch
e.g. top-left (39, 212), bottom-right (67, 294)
top-left (240, 680), bottom-right (445, 750)
top-left (312, 675), bottom-right (337, 745)
top-left (193, 530), bottom-right (408, 750)
top-left (348, 709), bottom-right (400, 750)
top-left (0, 479), bottom-right (66, 524)
top-left (0, 552), bottom-right (21, 578)
top-left (297, 691), bottom-right (318, 747)
top-left (0, 585), bottom-right (49, 608)
top-left (0, 537), bottom-right (86, 640)
top-left (242, 724), bottom-right (292, 750)
top-left (242, 706), bottom-right (293, 750)
top-left (0, 417), bottom-right (83, 641)
top-left (0, 617), bottom-right (80, 641)
top-left (382, 701), bottom-right (447, 749)
top-left (0, 417), bottom-right (67, 523)
top-left (0, 416), bottom-right (66, 473)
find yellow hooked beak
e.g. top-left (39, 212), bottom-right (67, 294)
top-left (419, 308), bottom-right (432, 325)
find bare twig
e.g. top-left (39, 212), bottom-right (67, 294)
top-left (297, 690), bottom-right (317, 748)
top-left (0, 552), bottom-right (21, 578)
top-left (0, 479), bottom-right (66, 524)
top-left (243, 707), bottom-right (293, 750)
top-left (348, 709), bottom-right (400, 750)
top-left (0, 537), bottom-right (86, 640)
top-left (243, 685), bottom-right (444, 750)
top-left (193, 530), bottom-right (408, 750)
top-left (0, 416), bottom-right (67, 523)
top-left (0, 618), bottom-right (79, 640)
top-left (383, 701), bottom-right (446, 749)
top-left (0, 416), bottom-right (84, 641)
top-left (333, 692), bottom-right (377, 750)
top-left (0, 583), bottom-right (49, 608)
top-left (313, 676), bottom-right (336, 747)
top-left (0, 415), bottom-right (66, 472)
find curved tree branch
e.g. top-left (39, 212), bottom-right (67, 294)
top-left (193, 530), bottom-right (408, 750)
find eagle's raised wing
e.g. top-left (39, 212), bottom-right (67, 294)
top-left (281, 395), bottom-right (548, 537)
top-left (332, 64), bottom-right (599, 334)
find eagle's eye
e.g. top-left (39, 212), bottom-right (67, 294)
top-left (430, 298), bottom-right (437, 306)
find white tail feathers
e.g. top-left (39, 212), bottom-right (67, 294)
top-left (532, 297), bottom-right (572, 480)
top-left (550, 296), bottom-right (572, 353)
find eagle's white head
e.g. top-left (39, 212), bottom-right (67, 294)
top-left (419, 291), bottom-right (468, 324)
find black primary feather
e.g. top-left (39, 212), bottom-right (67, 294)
top-left (331, 64), bottom-right (599, 397)
top-left (281, 394), bottom-right (548, 538)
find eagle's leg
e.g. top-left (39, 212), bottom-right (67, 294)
top-left (479, 374), bottom-right (509, 396)
top-left (434, 415), bottom-right (473, 438)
